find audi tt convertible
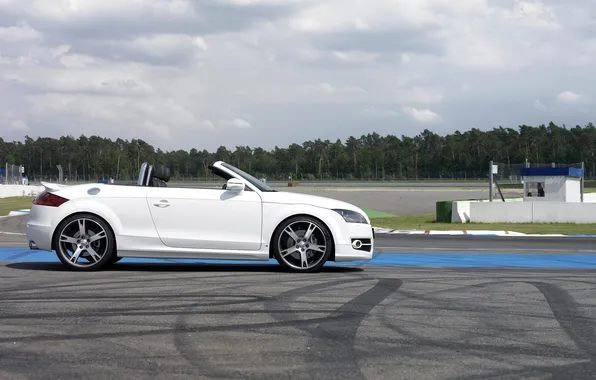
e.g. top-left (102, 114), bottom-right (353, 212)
top-left (25, 161), bottom-right (375, 272)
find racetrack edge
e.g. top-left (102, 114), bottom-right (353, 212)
top-left (372, 227), bottom-right (596, 237)
top-left (5, 209), bottom-right (596, 238)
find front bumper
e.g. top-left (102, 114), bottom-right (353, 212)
top-left (333, 224), bottom-right (375, 262)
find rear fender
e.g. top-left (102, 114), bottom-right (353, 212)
top-left (62, 199), bottom-right (124, 236)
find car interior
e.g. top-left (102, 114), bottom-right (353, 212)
top-left (137, 162), bottom-right (171, 187)
top-left (133, 161), bottom-right (244, 190)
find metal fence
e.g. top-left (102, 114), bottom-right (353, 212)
top-left (489, 160), bottom-right (585, 201)
top-left (0, 163), bottom-right (24, 185)
top-left (491, 161), bottom-right (585, 184)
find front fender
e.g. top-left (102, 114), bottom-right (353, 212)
top-left (262, 203), bottom-right (359, 249)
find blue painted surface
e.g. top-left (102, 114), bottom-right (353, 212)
top-left (2, 248), bottom-right (596, 268)
top-left (519, 167), bottom-right (584, 177)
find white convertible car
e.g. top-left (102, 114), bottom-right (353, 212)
top-left (26, 161), bottom-right (375, 272)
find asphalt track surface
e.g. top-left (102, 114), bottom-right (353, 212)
top-left (282, 187), bottom-right (521, 215)
top-left (1, 215), bottom-right (596, 379)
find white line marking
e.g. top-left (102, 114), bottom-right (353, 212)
top-left (0, 231), bottom-right (25, 236)
top-left (375, 246), bottom-right (596, 253)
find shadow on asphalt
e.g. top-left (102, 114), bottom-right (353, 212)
top-left (5, 262), bottom-right (364, 273)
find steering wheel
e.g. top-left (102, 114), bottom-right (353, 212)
top-left (222, 183), bottom-right (227, 190)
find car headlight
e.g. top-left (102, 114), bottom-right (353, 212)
top-left (332, 209), bottom-right (368, 224)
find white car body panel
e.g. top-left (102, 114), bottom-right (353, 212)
top-left (26, 161), bottom-right (375, 268)
top-left (146, 187), bottom-right (263, 251)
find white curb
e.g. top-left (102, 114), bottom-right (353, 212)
top-left (372, 227), bottom-right (566, 237)
top-left (8, 209), bottom-right (30, 216)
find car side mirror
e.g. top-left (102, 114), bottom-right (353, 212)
top-left (226, 178), bottom-right (245, 192)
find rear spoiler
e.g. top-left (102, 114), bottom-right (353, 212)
top-left (40, 181), bottom-right (67, 192)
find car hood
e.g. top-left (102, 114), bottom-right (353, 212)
top-left (260, 191), bottom-right (366, 213)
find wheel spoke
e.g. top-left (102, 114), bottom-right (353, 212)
top-left (70, 247), bottom-right (83, 263)
top-left (304, 223), bottom-right (317, 240)
top-left (300, 250), bottom-right (308, 268)
top-left (60, 234), bottom-right (78, 244)
top-left (89, 231), bottom-right (107, 243)
top-left (283, 226), bottom-right (300, 242)
top-left (77, 219), bottom-right (86, 237)
top-left (280, 247), bottom-right (298, 257)
top-left (86, 246), bottom-right (102, 262)
top-left (310, 244), bottom-right (325, 253)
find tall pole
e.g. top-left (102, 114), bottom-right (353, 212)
top-left (489, 160), bottom-right (494, 202)
top-left (581, 161), bottom-right (585, 202)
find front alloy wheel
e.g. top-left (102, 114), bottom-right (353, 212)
top-left (273, 216), bottom-right (332, 272)
top-left (55, 214), bottom-right (115, 271)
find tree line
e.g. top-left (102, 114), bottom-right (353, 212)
top-left (0, 121), bottom-right (593, 182)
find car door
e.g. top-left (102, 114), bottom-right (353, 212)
top-left (146, 186), bottom-right (263, 251)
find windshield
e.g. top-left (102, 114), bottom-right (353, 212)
top-left (221, 162), bottom-right (276, 192)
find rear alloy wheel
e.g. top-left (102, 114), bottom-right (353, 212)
top-left (272, 216), bottom-right (332, 272)
top-left (54, 214), bottom-right (115, 271)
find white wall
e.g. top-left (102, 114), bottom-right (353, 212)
top-left (470, 201), bottom-right (596, 223)
top-left (567, 179), bottom-right (581, 202)
top-left (451, 197), bottom-right (523, 223)
top-left (451, 191), bottom-right (596, 223)
top-left (0, 185), bottom-right (44, 198)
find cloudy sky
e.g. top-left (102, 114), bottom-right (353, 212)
top-left (0, 0), bottom-right (595, 152)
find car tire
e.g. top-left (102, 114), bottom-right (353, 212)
top-left (54, 213), bottom-right (116, 271)
top-left (272, 215), bottom-right (333, 273)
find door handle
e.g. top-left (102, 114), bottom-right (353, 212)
top-left (153, 200), bottom-right (170, 208)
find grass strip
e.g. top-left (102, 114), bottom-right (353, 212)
top-left (2, 198), bottom-right (595, 235)
top-left (0, 196), bottom-right (34, 216)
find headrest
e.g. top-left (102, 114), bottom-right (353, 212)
top-left (152, 164), bottom-right (171, 182)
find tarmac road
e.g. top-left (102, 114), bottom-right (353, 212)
top-left (3, 214), bottom-right (595, 253)
top-left (374, 234), bottom-right (596, 254)
top-left (1, 215), bottom-right (596, 379)
top-left (282, 187), bottom-right (521, 215)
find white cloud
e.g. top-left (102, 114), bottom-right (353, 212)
top-left (533, 99), bottom-right (547, 110)
top-left (10, 119), bottom-right (28, 130)
top-left (221, 118), bottom-right (252, 129)
top-left (403, 107), bottom-right (441, 123)
top-left (557, 91), bottom-right (581, 103)
top-left (394, 87), bottom-right (444, 104)
top-left (199, 120), bottom-right (215, 130)
top-left (292, 82), bottom-right (367, 103)
top-left (504, 1), bottom-right (559, 30)
top-left (0, 0), bottom-right (594, 151)
top-left (360, 106), bottom-right (399, 118)
top-left (332, 50), bottom-right (378, 64)
top-left (0, 22), bottom-right (41, 42)
top-left (297, 82), bottom-right (365, 95)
